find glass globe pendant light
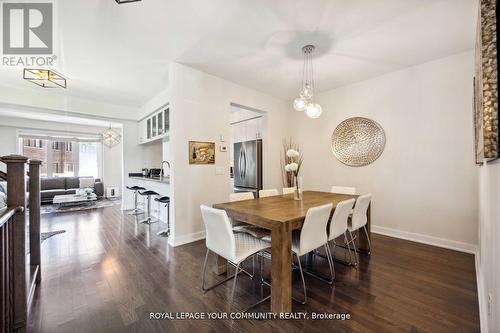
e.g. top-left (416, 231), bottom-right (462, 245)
top-left (293, 97), bottom-right (307, 111)
top-left (305, 103), bottom-right (322, 119)
top-left (292, 45), bottom-right (322, 118)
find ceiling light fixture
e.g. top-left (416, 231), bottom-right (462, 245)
top-left (102, 124), bottom-right (121, 148)
top-left (115, 0), bottom-right (142, 4)
top-left (293, 45), bottom-right (322, 119)
top-left (23, 68), bottom-right (67, 88)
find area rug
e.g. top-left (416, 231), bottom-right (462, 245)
top-left (40, 199), bottom-right (121, 215)
top-left (41, 230), bottom-right (66, 242)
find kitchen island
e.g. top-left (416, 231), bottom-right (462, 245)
top-left (125, 175), bottom-right (170, 223)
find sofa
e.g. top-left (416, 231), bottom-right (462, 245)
top-left (41, 177), bottom-right (104, 203)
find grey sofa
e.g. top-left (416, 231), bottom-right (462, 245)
top-left (41, 177), bottom-right (104, 203)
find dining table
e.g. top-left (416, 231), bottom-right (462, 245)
top-left (213, 190), bottom-right (371, 313)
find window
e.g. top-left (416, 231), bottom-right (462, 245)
top-left (78, 143), bottom-right (99, 177)
top-left (20, 137), bottom-right (101, 178)
top-left (23, 139), bottom-right (42, 148)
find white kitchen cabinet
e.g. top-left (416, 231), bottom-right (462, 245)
top-left (138, 105), bottom-right (170, 144)
top-left (231, 116), bottom-right (262, 143)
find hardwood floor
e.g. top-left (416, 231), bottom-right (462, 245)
top-left (27, 205), bottom-right (480, 333)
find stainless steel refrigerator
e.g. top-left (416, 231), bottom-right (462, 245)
top-left (233, 139), bottom-right (262, 196)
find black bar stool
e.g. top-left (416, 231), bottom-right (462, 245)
top-left (126, 186), bottom-right (146, 215)
top-left (139, 190), bottom-right (160, 224)
top-left (155, 196), bottom-right (170, 237)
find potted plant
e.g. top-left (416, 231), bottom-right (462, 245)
top-left (283, 144), bottom-right (303, 200)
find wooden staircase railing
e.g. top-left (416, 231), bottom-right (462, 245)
top-left (0, 155), bottom-right (41, 333)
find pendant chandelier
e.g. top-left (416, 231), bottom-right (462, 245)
top-left (102, 124), bottom-right (121, 148)
top-left (293, 45), bottom-right (322, 119)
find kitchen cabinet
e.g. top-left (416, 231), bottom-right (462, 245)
top-left (231, 116), bottom-right (263, 143)
top-left (138, 105), bottom-right (170, 144)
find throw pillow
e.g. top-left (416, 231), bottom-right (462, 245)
top-left (0, 192), bottom-right (6, 209)
top-left (79, 177), bottom-right (95, 189)
top-left (0, 181), bottom-right (7, 194)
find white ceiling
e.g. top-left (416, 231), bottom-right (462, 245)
top-left (0, 0), bottom-right (477, 108)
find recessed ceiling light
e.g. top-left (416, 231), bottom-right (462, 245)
top-left (115, 0), bottom-right (142, 4)
top-left (23, 68), bottom-right (67, 88)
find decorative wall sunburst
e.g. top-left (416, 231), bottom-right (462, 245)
top-left (331, 117), bottom-right (386, 167)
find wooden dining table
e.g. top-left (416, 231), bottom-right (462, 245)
top-left (213, 190), bottom-right (371, 313)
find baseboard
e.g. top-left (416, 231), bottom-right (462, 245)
top-left (371, 225), bottom-right (477, 254)
top-left (170, 230), bottom-right (206, 247)
top-left (475, 251), bottom-right (488, 333)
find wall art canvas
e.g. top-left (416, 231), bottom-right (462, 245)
top-left (189, 141), bottom-right (215, 164)
top-left (474, 0), bottom-right (499, 163)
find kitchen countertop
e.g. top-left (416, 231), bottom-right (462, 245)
top-left (128, 176), bottom-right (170, 184)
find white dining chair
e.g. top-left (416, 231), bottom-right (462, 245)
top-left (230, 191), bottom-right (270, 244)
top-left (200, 205), bottom-right (270, 310)
top-left (282, 187), bottom-right (295, 195)
top-left (346, 194), bottom-right (372, 265)
top-left (259, 189), bottom-right (279, 198)
top-left (262, 203), bottom-right (333, 304)
top-left (229, 192), bottom-right (254, 202)
top-left (331, 186), bottom-right (357, 195)
top-left (327, 198), bottom-right (356, 278)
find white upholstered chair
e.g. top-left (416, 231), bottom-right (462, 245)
top-left (229, 192), bottom-right (254, 202)
top-left (262, 203), bottom-right (333, 304)
top-left (282, 187), bottom-right (295, 195)
top-left (330, 186), bottom-right (357, 195)
top-left (231, 191), bottom-right (270, 240)
top-left (259, 189), bottom-right (279, 198)
top-left (346, 194), bottom-right (372, 265)
top-left (200, 205), bottom-right (270, 309)
top-left (327, 198), bottom-right (356, 277)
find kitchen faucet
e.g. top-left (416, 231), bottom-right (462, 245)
top-left (160, 161), bottom-right (171, 177)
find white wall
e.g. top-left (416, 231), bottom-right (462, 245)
top-left (478, 159), bottom-right (500, 332)
top-left (289, 51), bottom-right (478, 251)
top-left (168, 63), bottom-right (289, 245)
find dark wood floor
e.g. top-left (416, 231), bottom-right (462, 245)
top-left (27, 205), bottom-right (480, 333)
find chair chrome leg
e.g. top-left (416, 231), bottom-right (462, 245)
top-left (201, 250), bottom-right (241, 293)
top-left (325, 243), bottom-right (335, 281)
top-left (201, 249), bottom-right (210, 292)
top-left (229, 263), bottom-right (241, 312)
top-left (293, 253), bottom-right (307, 305)
top-left (344, 232), bottom-right (353, 264)
top-left (363, 225), bottom-right (372, 253)
top-left (348, 230), bottom-right (359, 266)
top-left (243, 295), bottom-right (271, 312)
top-left (228, 260), bottom-right (254, 278)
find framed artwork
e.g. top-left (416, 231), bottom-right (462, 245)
top-left (189, 141), bottom-right (215, 164)
top-left (474, 0), bottom-right (499, 164)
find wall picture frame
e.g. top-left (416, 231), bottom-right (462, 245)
top-left (188, 141), bottom-right (215, 164)
top-left (474, 0), bottom-right (499, 164)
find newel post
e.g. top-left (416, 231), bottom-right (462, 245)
top-left (29, 160), bottom-right (41, 284)
top-left (2, 155), bottom-right (28, 331)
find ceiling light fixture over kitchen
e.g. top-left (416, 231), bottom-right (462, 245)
top-left (23, 68), bottom-right (67, 88)
top-left (102, 124), bottom-right (121, 148)
top-left (293, 45), bottom-right (322, 119)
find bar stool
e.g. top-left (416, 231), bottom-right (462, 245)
top-left (126, 186), bottom-right (146, 215)
top-left (155, 196), bottom-right (170, 237)
top-left (139, 190), bottom-right (160, 224)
